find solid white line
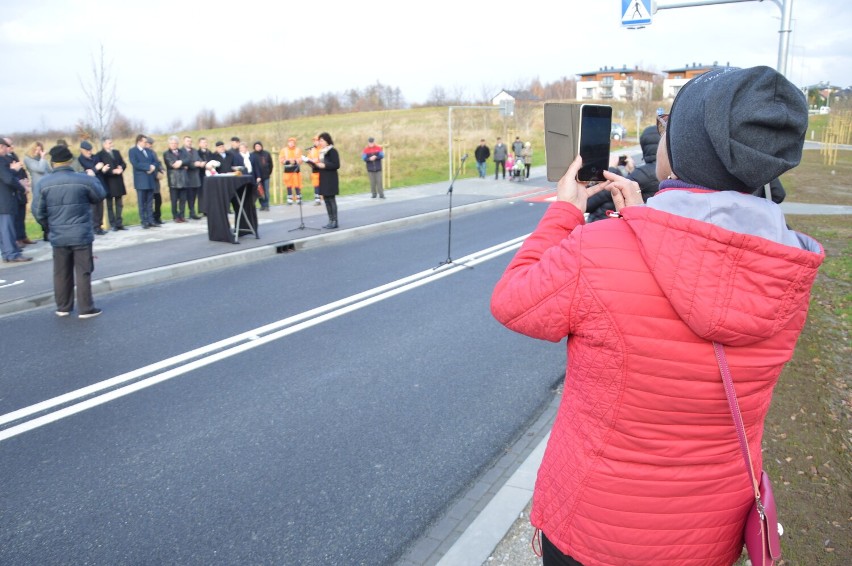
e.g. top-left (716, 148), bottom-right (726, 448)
top-left (0, 235), bottom-right (528, 442)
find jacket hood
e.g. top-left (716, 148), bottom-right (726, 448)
top-left (621, 187), bottom-right (823, 346)
top-left (639, 125), bottom-right (660, 164)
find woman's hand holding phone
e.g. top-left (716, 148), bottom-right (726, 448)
top-left (557, 155), bottom-right (609, 212)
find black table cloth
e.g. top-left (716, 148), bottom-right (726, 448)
top-left (201, 175), bottom-right (259, 243)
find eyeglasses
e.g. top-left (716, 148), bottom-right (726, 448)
top-left (656, 113), bottom-right (669, 136)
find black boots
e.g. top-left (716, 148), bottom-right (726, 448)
top-left (323, 197), bottom-right (338, 229)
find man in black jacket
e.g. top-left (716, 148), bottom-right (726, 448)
top-left (96, 138), bottom-right (128, 230)
top-left (34, 145), bottom-right (106, 318)
top-left (78, 140), bottom-right (107, 235)
top-left (196, 137), bottom-right (214, 213)
top-left (2, 137), bottom-right (33, 246)
top-left (252, 141), bottom-right (274, 211)
top-left (474, 139), bottom-right (490, 179)
top-left (210, 141), bottom-right (235, 173)
top-left (182, 136), bottom-right (205, 219)
top-left (0, 138), bottom-right (31, 262)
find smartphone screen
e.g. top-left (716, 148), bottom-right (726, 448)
top-left (577, 105), bottom-right (612, 182)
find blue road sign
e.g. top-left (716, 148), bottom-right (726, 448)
top-left (622, 0), bottom-right (652, 27)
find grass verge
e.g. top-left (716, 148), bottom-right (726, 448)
top-left (756, 214), bottom-right (851, 564)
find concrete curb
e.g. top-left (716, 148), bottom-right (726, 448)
top-left (436, 435), bottom-right (547, 566)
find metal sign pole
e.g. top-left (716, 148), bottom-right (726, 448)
top-left (652, 0), bottom-right (792, 77)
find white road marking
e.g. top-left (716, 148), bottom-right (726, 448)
top-left (0, 236), bottom-right (528, 442)
top-left (0, 279), bottom-right (25, 289)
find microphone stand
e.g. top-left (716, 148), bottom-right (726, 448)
top-left (435, 155), bottom-right (472, 270)
top-left (289, 161), bottom-right (320, 232)
top-left (288, 190), bottom-right (320, 232)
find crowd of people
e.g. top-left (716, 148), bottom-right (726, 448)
top-left (0, 130), bottom-right (355, 316)
top-left (475, 135), bottom-right (533, 181)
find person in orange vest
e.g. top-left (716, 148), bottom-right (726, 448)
top-left (279, 137), bottom-right (303, 204)
top-left (307, 135), bottom-right (322, 205)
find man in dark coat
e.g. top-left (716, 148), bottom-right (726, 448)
top-left (252, 141), bottom-right (274, 211)
top-left (163, 135), bottom-right (189, 223)
top-left (493, 137), bottom-right (508, 180)
top-left (34, 145), bottom-right (106, 318)
top-left (182, 136), bottom-right (205, 219)
top-left (210, 141), bottom-right (235, 173)
top-left (196, 137), bottom-right (213, 214)
top-left (228, 136), bottom-right (245, 169)
top-left (78, 140), bottom-right (107, 235)
top-left (0, 138), bottom-right (31, 262)
top-left (2, 137), bottom-right (33, 246)
top-left (96, 138), bottom-right (128, 230)
top-left (474, 139), bottom-right (490, 179)
top-left (128, 134), bottom-right (159, 228)
top-left (147, 137), bottom-right (166, 225)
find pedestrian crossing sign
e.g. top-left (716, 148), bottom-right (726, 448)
top-left (622, 0), bottom-right (652, 28)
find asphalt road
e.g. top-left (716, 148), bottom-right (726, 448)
top-left (0, 200), bottom-right (567, 565)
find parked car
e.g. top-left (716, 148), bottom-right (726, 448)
top-left (611, 123), bottom-right (627, 140)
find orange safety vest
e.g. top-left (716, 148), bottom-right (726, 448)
top-left (279, 145), bottom-right (303, 188)
top-left (307, 146), bottom-right (320, 188)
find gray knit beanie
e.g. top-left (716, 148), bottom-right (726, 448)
top-left (667, 66), bottom-right (807, 192)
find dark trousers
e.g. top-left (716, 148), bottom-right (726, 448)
top-left (256, 179), bottom-right (269, 209)
top-left (542, 533), bottom-right (585, 566)
top-left (186, 186), bottom-right (199, 217)
top-left (0, 213), bottom-right (22, 260)
top-left (106, 196), bottom-right (123, 228)
top-left (91, 199), bottom-right (104, 230)
top-left (153, 192), bottom-right (162, 222)
top-left (324, 195), bottom-right (337, 221)
top-left (170, 187), bottom-right (187, 220)
top-left (525, 163), bottom-right (531, 178)
top-left (137, 189), bottom-right (154, 226)
top-left (494, 160), bottom-right (506, 179)
top-left (197, 181), bottom-right (205, 214)
top-left (53, 244), bottom-right (95, 314)
top-left (15, 199), bottom-right (27, 240)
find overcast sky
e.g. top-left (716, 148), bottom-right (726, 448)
top-left (2, 0), bottom-right (849, 134)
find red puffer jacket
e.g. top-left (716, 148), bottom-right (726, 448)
top-left (491, 190), bottom-right (823, 566)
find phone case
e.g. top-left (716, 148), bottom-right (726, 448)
top-left (544, 103), bottom-right (582, 182)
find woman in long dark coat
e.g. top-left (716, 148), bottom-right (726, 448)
top-left (96, 138), bottom-right (128, 230)
top-left (304, 132), bottom-right (340, 229)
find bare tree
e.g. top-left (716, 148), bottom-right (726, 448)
top-left (79, 44), bottom-right (118, 141)
top-left (194, 108), bottom-right (219, 130)
top-left (112, 110), bottom-right (145, 138)
top-left (425, 86), bottom-right (448, 106)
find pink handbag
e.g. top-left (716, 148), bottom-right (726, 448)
top-left (713, 342), bottom-right (782, 566)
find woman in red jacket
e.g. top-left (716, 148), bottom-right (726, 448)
top-left (491, 66), bottom-right (823, 566)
